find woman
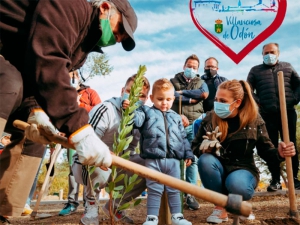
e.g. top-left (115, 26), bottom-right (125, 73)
top-left (191, 80), bottom-right (295, 224)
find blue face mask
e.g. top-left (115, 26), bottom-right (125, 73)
top-left (263, 54), bottom-right (277, 65)
top-left (121, 92), bottom-right (130, 102)
top-left (214, 101), bottom-right (236, 119)
top-left (184, 67), bottom-right (197, 79)
top-left (135, 100), bottom-right (146, 107)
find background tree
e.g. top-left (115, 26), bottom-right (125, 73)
top-left (79, 52), bottom-right (113, 83)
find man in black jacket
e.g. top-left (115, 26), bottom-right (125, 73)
top-left (201, 57), bottom-right (227, 113)
top-left (247, 42), bottom-right (300, 191)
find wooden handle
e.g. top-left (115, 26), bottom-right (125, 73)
top-left (14, 120), bottom-right (252, 216)
top-left (277, 71), bottom-right (298, 214)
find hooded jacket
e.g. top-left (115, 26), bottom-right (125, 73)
top-left (191, 111), bottom-right (283, 183)
top-left (78, 84), bottom-right (101, 113)
top-left (0, 0), bottom-right (103, 135)
top-left (170, 72), bottom-right (207, 125)
top-left (134, 105), bottom-right (194, 160)
top-left (247, 61), bottom-right (300, 113)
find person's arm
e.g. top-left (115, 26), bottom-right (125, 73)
top-left (191, 122), bottom-right (206, 158)
top-left (88, 103), bottom-right (110, 139)
top-left (174, 91), bottom-right (190, 104)
top-left (24, 0), bottom-right (95, 136)
top-left (290, 65), bottom-right (300, 104)
top-left (256, 123), bottom-right (283, 162)
top-left (181, 82), bottom-right (209, 101)
top-left (133, 107), bottom-right (146, 128)
top-left (246, 69), bottom-right (260, 105)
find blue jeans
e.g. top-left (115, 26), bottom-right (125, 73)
top-left (185, 125), bottom-right (198, 185)
top-left (198, 153), bottom-right (257, 201)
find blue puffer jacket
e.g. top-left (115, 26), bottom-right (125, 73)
top-left (134, 105), bottom-right (194, 160)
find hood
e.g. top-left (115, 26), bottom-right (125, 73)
top-left (105, 97), bottom-right (122, 112)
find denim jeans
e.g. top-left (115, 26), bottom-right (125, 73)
top-left (185, 125), bottom-right (198, 185)
top-left (198, 153), bottom-right (257, 201)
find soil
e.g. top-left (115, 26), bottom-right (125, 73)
top-left (6, 195), bottom-right (300, 225)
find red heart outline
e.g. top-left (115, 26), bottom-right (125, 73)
top-left (189, 0), bottom-right (287, 64)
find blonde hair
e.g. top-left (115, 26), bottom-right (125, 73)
top-left (212, 80), bottom-right (258, 142)
top-left (152, 78), bottom-right (174, 94)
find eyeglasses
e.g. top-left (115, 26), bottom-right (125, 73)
top-left (205, 66), bottom-right (217, 69)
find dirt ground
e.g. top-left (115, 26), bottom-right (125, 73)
top-left (6, 194), bottom-right (300, 225)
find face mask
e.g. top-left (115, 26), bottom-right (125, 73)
top-left (135, 100), bottom-right (146, 107)
top-left (204, 69), bottom-right (218, 77)
top-left (214, 100), bottom-right (236, 119)
top-left (121, 92), bottom-right (130, 102)
top-left (70, 79), bottom-right (79, 88)
top-left (97, 10), bottom-right (116, 47)
top-left (184, 67), bottom-right (197, 79)
top-left (263, 54), bottom-right (277, 65)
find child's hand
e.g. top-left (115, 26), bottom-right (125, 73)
top-left (122, 99), bottom-right (130, 109)
top-left (185, 159), bottom-right (192, 167)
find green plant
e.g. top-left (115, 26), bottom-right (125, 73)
top-left (90, 65), bottom-right (146, 225)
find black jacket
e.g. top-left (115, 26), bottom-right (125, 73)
top-left (247, 61), bottom-right (300, 113)
top-left (191, 111), bottom-right (283, 184)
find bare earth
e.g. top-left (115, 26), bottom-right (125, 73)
top-left (7, 194), bottom-right (300, 225)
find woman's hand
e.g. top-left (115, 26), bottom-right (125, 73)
top-left (278, 142), bottom-right (296, 158)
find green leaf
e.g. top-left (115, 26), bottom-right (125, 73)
top-left (114, 174), bottom-right (125, 183)
top-left (129, 174), bottom-right (139, 184)
top-left (93, 183), bottom-right (100, 190)
top-left (134, 198), bottom-right (142, 206)
top-left (108, 181), bottom-right (115, 191)
top-left (124, 174), bottom-right (128, 188)
top-left (114, 185), bottom-right (124, 191)
top-left (113, 191), bottom-right (119, 199)
top-left (121, 151), bottom-right (130, 160)
top-left (88, 166), bottom-right (96, 175)
top-left (118, 202), bottom-right (130, 211)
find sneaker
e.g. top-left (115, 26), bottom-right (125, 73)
top-left (239, 212), bottom-right (255, 221)
top-left (267, 180), bottom-right (282, 192)
top-left (22, 203), bottom-right (33, 216)
top-left (206, 206), bottom-right (228, 224)
top-left (143, 215), bottom-right (158, 225)
top-left (171, 213), bottom-right (192, 225)
top-left (186, 195), bottom-right (200, 210)
top-left (80, 201), bottom-right (99, 225)
top-left (59, 202), bottom-right (79, 216)
top-left (294, 178), bottom-right (300, 190)
top-left (102, 205), bottom-right (134, 224)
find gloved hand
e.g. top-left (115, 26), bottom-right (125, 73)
top-left (27, 108), bottom-right (57, 135)
top-left (25, 124), bottom-right (52, 144)
top-left (200, 126), bottom-right (222, 154)
top-left (25, 109), bottom-right (57, 144)
top-left (69, 125), bottom-right (112, 167)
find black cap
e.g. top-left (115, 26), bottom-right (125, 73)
top-left (110, 0), bottom-right (137, 51)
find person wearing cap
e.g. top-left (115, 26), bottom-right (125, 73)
top-left (0, 0), bottom-right (137, 217)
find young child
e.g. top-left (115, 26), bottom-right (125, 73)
top-left (132, 78), bottom-right (193, 225)
top-left (72, 74), bottom-right (150, 225)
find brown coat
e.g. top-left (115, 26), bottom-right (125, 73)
top-left (0, 0), bottom-right (102, 135)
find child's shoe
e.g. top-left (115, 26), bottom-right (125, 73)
top-left (143, 215), bottom-right (158, 225)
top-left (171, 213), bottom-right (192, 225)
top-left (80, 201), bottom-right (99, 225)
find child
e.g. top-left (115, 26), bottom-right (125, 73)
top-left (131, 78), bottom-right (193, 225)
top-left (72, 74), bottom-right (150, 225)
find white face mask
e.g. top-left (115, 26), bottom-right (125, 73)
top-left (70, 79), bottom-right (79, 88)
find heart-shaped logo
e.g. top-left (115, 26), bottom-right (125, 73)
top-left (190, 0), bottom-right (287, 64)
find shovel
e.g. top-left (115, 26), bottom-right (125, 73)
top-left (13, 120), bottom-right (252, 217)
top-left (31, 143), bottom-right (62, 219)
